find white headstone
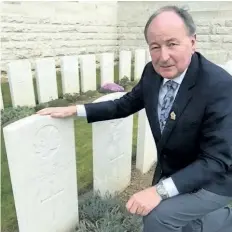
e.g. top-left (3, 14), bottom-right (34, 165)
top-left (0, 85), bottom-right (4, 110)
top-left (146, 49), bottom-right (152, 63)
top-left (92, 92), bottom-right (133, 196)
top-left (217, 64), bottom-right (225, 69)
top-left (61, 56), bottom-right (80, 95)
top-left (119, 50), bottom-right (132, 81)
top-left (134, 49), bottom-right (146, 80)
top-left (100, 53), bottom-right (114, 86)
top-left (7, 60), bottom-right (36, 107)
top-left (79, 55), bottom-right (96, 92)
top-left (35, 58), bottom-right (58, 103)
top-left (225, 60), bottom-right (232, 75)
top-left (136, 109), bottom-right (157, 173)
top-left (3, 115), bottom-right (78, 232)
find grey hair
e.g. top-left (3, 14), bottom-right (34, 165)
top-left (144, 5), bottom-right (196, 42)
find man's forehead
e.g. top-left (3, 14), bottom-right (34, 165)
top-left (147, 30), bottom-right (185, 43)
top-left (149, 37), bottom-right (179, 45)
top-left (147, 22), bottom-right (188, 42)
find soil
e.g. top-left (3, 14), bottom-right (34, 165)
top-left (118, 162), bottom-right (156, 203)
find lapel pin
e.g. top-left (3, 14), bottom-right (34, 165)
top-left (170, 111), bottom-right (176, 120)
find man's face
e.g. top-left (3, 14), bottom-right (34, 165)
top-left (146, 11), bottom-right (196, 79)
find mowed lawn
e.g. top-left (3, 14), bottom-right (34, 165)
top-left (1, 66), bottom-right (139, 231)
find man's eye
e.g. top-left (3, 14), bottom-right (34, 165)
top-left (151, 47), bottom-right (159, 50)
top-left (169, 43), bottom-right (177, 47)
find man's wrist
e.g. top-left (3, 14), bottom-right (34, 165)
top-left (155, 181), bottom-right (170, 200)
top-left (69, 105), bottom-right (78, 116)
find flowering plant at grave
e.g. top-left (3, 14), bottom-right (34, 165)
top-left (98, 83), bottom-right (125, 94)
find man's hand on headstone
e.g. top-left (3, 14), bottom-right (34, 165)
top-left (36, 106), bottom-right (77, 118)
top-left (126, 186), bottom-right (162, 216)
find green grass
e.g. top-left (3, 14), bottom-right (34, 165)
top-left (1, 65), bottom-right (137, 231)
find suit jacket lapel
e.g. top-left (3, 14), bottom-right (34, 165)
top-left (158, 53), bottom-right (199, 150)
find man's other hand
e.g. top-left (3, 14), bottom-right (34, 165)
top-left (126, 186), bottom-right (162, 216)
top-left (36, 106), bottom-right (77, 118)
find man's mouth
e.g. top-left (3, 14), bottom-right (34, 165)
top-left (160, 65), bottom-right (173, 68)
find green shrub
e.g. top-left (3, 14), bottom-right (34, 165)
top-left (34, 99), bottom-right (70, 111)
top-left (1, 106), bottom-right (35, 126)
top-left (119, 76), bottom-right (130, 89)
top-left (63, 93), bottom-right (81, 103)
top-left (76, 192), bottom-right (142, 232)
top-left (1, 98), bottom-right (71, 127)
top-left (118, 77), bottom-right (139, 92)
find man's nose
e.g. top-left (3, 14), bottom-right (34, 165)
top-left (160, 47), bottom-right (170, 62)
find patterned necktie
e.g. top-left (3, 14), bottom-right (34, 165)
top-left (159, 80), bottom-right (178, 133)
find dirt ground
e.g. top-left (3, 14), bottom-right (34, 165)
top-left (118, 163), bottom-right (156, 203)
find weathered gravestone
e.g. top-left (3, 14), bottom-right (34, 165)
top-left (0, 85), bottom-right (4, 110)
top-left (100, 53), bottom-right (114, 86)
top-left (7, 60), bottom-right (36, 107)
top-left (92, 92), bottom-right (133, 196)
top-left (3, 115), bottom-right (78, 232)
top-left (119, 50), bottom-right (132, 81)
top-left (136, 109), bottom-right (157, 174)
top-left (35, 58), bottom-right (58, 103)
top-left (134, 49), bottom-right (146, 80)
top-left (79, 54), bottom-right (97, 92)
top-left (225, 60), bottom-right (232, 75)
top-left (61, 55), bottom-right (80, 95)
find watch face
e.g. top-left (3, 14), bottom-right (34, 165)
top-left (157, 183), bottom-right (168, 199)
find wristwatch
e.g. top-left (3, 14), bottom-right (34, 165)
top-left (155, 181), bottom-right (169, 200)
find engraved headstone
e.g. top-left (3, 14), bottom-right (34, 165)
top-left (79, 55), bottom-right (97, 92)
top-left (146, 49), bottom-right (152, 63)
top-left (119, 50), bottom-right (132, 80)
top-left (100, 53), bottom-right (114, 86)
top-left (0, 85), bottom-right (4, 110)
top-left (225, 60), bottom-right (232, 75)
top-left (3, 115), bottom-right (78, 232)
top-left (92, 92), bottom-right (133, 196)
top-left (136, 109), bottom-right (157, 173)
top-left (7, 60), bottom-right (36, 107)
top-left (61, 55), bottom-right (80, 95)
top-left (35, 58), bottom-right (58, 103)
top-left (134, 49), bottom-right (146, 80)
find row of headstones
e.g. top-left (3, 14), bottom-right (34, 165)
top-left (218, 61), bottom-right (232, 74)
top-left (3, 92), bottom-right (156, 232)
top-left (3, 59), bottom-right (232, 231)
top-left (0, 49), bottom-right (151, 110)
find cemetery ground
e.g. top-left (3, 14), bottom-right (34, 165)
top-left (1, 66), bottom-right (154, 232)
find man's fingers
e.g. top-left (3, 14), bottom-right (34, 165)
top-left (126, 197), bottom-right (138, 214)
top-left (136, 205), bottom-right (145, 215)
top-left (50, 113), bottom-right (63, 118)
top-left (129, 201), bottom-right (139, 214)
top-left (51, 112), bottom-right (71, 118)
top-left (126, 197), bottom-right (134, 211)
top-left (36, 108), bottom-right (54, 115)
top-left (141, 208), bottom-right (150, 216)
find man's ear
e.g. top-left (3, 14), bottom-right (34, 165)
top-left (191, 34), bottom-right (197, 54)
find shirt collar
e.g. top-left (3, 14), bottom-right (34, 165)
top-left (162, 68), bottom-right (188, 86)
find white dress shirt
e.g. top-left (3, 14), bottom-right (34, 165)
top-left (76, 69), bottom-right (187, 197)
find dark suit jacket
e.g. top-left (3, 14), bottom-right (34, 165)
top-left (84, 52), bottom-right (232, 196)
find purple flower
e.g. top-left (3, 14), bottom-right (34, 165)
top-left (99, 83), bottom-right (124, 93)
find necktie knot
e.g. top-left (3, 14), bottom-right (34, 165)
top-left (166, 80), bottom-right (178, 91)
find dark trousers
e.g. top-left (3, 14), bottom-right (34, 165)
top-left (143, 189), bottom-right (232, 232)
